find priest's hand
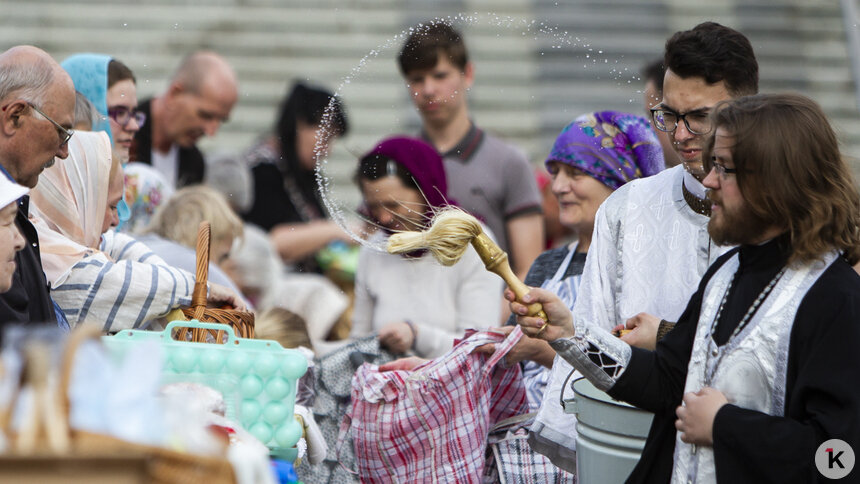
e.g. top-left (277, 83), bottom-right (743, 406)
top-left (675, 387), bottom-right (728, 446)
top-left (612, 312), bottom-right (661, 350)
top-left (378, 321), bottom-right (415, 354)
top-left (474, 325), bottom-right (556, 367)
top-left (506, 287), bottom-right (574, 341)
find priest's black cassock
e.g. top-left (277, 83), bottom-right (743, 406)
top-left (602, 235), bottom-right (860, 483)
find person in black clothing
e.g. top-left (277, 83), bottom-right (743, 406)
top-left (512, 93), bottom-right (860, 483)
top-left (130, 51), bottom-right (238, 188)
top-left (0, 46), bottom-right (77, 329)
top-left (0, 178), bottom-right (28, 293)
top-left (242, 82), bottom-right (351, 273)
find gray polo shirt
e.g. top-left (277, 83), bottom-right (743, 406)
top-left (426, 124), bottom-right (542, 258)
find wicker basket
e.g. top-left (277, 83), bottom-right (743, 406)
top-left (0, 326), bottom-right (236, 484)
top-left (176, 221), bottom-right (254, 342)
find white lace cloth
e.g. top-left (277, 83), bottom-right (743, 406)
top-left (573, 165), bottom-right (728, 333)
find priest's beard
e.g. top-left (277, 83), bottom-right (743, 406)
top-left (707, 197), bottom-right (770, 246)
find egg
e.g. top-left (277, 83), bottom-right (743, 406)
top-left (275, 421), bottom-right (303, 448)
top-left (170, 348), bottom-right (196, 373)
top-left (200, 350), bottom-right (224, 372)
top-left (241, 399), bottom-right (262, 424)
top-left (265, 378), bottom-right (290, 400)
top-left (240, 375), bottom-right (263, 398)
top-left (227, 352), bottom-right (251, 375)
top-left (249, 422), bottom-right (273, 444)
top-left (263, 402), bottom-right (288, 424)
top-left (280, 352), bottom-right (308, 379)
top-left (255, 354), bottom-right (277, 377)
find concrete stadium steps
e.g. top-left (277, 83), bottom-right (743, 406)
top-left (532, 0), bottom-right (860, 168)
top-left (3, 0), bottom-right (859, 200)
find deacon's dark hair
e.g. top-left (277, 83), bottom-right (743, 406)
top-left (664, 22), bottom-right (758, 97)
top-left (709, 93), bottom-right (860, 265)
top-left (398, 21), bottom-right (469, 76)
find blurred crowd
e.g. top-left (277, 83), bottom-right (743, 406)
top-left (1, 17), bottom-right (859, 484)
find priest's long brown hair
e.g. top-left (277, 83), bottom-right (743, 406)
top-left (710, 93), bottom-right (860, 265)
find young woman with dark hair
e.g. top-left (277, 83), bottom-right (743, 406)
top-left (243, 81), bottom-right (351, 273)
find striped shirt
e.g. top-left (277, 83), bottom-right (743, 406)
top-left (52, 231), bottom-right (195, 332)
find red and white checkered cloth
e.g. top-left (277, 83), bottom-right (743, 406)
top-left (341, 327), bottom-right (529, 483)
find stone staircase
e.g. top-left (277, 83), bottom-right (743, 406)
top-left (1, 0), bottom-right (858, 202)
top-left (0, 0), bottom-right (540, 208)
top-left (533, 0), bottom-right (860, 176)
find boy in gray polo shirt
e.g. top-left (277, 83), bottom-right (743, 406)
top-left (398, 21), bottom-right (544, 278)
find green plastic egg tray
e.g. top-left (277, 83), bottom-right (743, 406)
top-left (102, 320), bottom-right (308, 458)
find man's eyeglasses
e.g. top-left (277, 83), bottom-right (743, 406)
top-left (107, 106), bottom-right (146, 128)
top-left (703, 156), bottom-right (738, 178)
top-left (650, 107), bottom-right (713, 136)
top-left (28, 102), bottom-right (74, 147)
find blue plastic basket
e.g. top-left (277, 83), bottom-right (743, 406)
top-left (102, 320), bottom-right (308, 459)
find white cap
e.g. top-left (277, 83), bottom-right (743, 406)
top-left (0, 175), bottom-right (29, 209)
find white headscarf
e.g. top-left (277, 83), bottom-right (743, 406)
top-left (29, 130), bottom-right (113, 284)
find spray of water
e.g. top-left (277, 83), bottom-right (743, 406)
top-left (313, 13), bottom-right (644, 252)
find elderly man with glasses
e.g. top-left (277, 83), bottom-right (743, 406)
top-left (0, 45), bottom-right (76, 331)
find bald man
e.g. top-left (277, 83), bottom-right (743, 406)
top-left (130, 51), bottom-right (239, 188)
top-left (0, 45), bottom-right (75, 328)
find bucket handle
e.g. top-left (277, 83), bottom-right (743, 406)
top-left (559, 367), bottom-right (577, 413)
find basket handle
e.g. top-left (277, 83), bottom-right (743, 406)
top-left (190, 221), bottom-right (210, 313)
top-left (165, 320), bottom-right (237, 345)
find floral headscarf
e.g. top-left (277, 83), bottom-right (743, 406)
top-left (122, 162), bottom-right (174, 234)
top-left (545, 111), bottom-right (664, 190)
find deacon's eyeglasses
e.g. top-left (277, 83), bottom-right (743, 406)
top-left (107, 106), bottom-right (146, 128)
top-left (650, 107), bottom-right (713, 136)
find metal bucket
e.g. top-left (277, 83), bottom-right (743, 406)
top-left (566, 377), bottom-right (654, 484)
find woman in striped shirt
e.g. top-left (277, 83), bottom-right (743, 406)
top-left (29, 130), bottom-right (243, 331)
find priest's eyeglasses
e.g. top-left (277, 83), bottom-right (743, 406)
top-left (704, 156), bottom-right (738, 179)
top-left (650, 107), bottom-right (712, 135)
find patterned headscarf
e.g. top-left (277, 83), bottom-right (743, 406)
top-left (545, 111), bottom-right (664, 190)
top-left (122, 162), bottom-right (174, 234)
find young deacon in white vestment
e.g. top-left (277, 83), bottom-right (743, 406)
top-left (576, 22), bottom-right (759, 350)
